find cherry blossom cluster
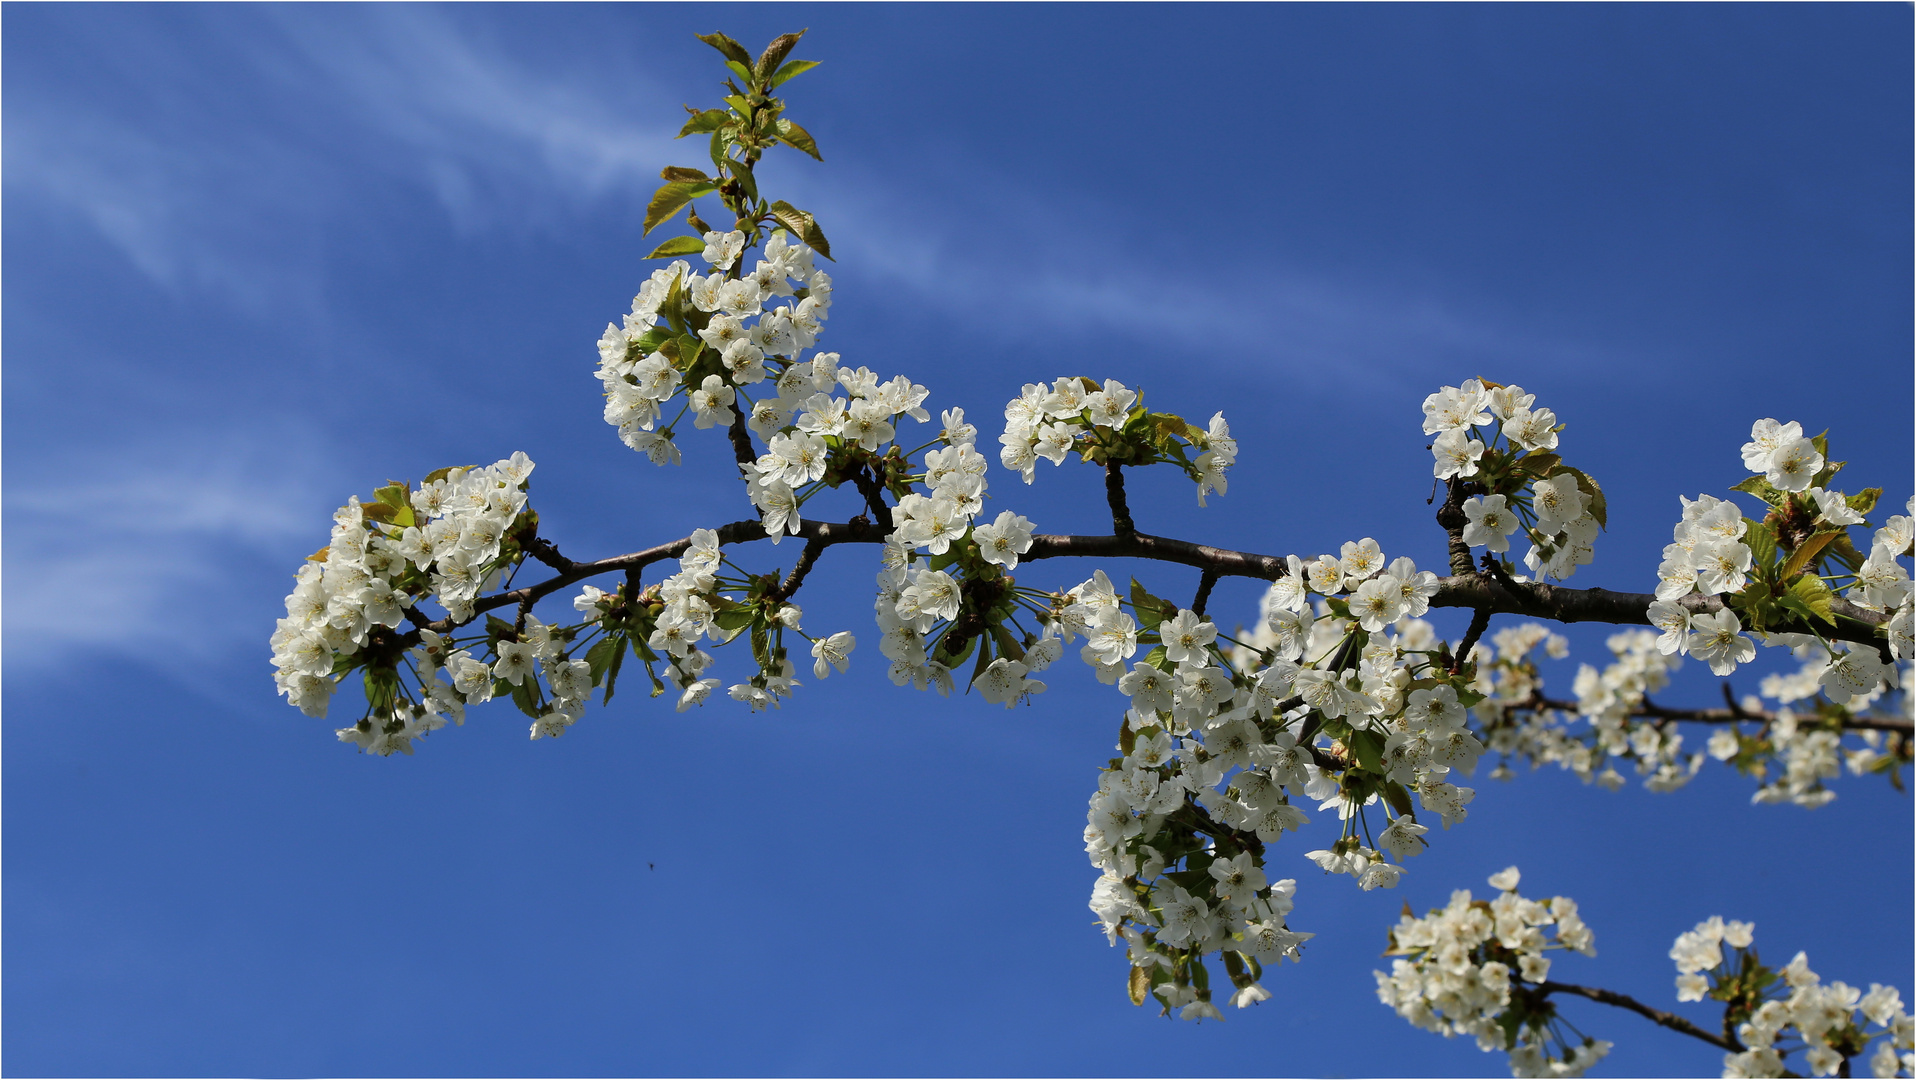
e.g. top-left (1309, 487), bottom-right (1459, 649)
top-left (998, 377), bottom-right (1236, 504)
top-left (1669, 917), bottom-right (1911, 1078)
top-left (269, 455), bottom-right (539, 749)
top-left (1428, 379), bottom-right (1604, 582)
top-left (1459, 622), bottom-right (1907, 805)
top-left (1649, 421), bottom-right (1911, 685)
top-left (595, 232), bottom-right (831, 467)
top-left (1375, 867), bottom-right (1606, 1077)
top-left (1073, 541), bottom-right (1496, 1021)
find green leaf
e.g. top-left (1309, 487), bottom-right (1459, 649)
top-left (774, 118), bottom-right (822, 161)
top-left (729, 157), bottom-right (760, 201)
top-left (643, 181), bottom-right (716, 235)
top-left (1349, 728), bottom-right (1386, 773)
top-left (756, 31), bottom-right (807, 80)
top-left (1382, 781), bottom-right (1415, 818)
top-left (1558, 466), bottom-right (1607, 529)
top-left (1778, 530), bottom-right (1839, 582)
top-left (659, 165), bottom-right (712, 183)
top-left (1521, 452), bottom-right (1561, 477)
top-left (645, 235), bottom-right (708, 259)
top-left (1130, 578), bottom-right (1173, 629)
top-left (769, 58), bottom-right (820, 88)
top-left (677, 109), bottom-right (729, 138)
top-left (1743, 519), bottom-right (1777, 571)
top-left (990, 624), bottom-right (1026, 662)
top-left (723, 60), bottom-right (754, 86)
top-left (696, 31), bottom-right (753, 67)
top-left (1731, 475), bottom-right (1786, 508)
top-left (1846, 487), bottom-right (1881, 516)
top-left (800, 214), bottom-right (832, 260)
top-left (509, 677), bottom-right (540, 719)
top-left (585, 635), bottom-right (620, 684)
top-left (1142, 644), bottom-right (1168, 671)
top-left (1785, 574), bottom-right (1836, 626)
top-left (1824, 532), bottom-right (1867, 574)
top-left (603, 642), bottom-right (625, 703)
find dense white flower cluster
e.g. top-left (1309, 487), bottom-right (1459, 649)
top-left (1427, 379), bottom-right (1602, 582)
top-left (1651, 421), bottom-right (1912, 687)
top-left (1669, 917), bottom-right (1912, 1078)
top-left (595, 232), bottom-right (831, 467)
top-left (269, 455), bottom-right (536, 752)
top-left (1375, 867), bottom-right (1606, 1077)
top-left (998, 377), bottom-right (1235, 504)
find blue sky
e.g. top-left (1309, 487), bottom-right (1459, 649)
top-left (4, 4), bottom-right (1911, 1076)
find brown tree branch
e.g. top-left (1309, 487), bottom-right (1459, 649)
top-left (416, 520), bottom-right (1892, 654)
top-left (1522, 694), bottom-right (1911, 735)
top-left (1105, 463), bottom-right (1137, 537)
top-left (1535, 980), bottom-right (1743, 1054)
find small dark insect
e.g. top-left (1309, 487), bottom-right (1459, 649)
top-left (648, 863), bottom-right (655, 871)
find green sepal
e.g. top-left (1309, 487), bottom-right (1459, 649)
top-left (645, 235), bottom-right (708, 259)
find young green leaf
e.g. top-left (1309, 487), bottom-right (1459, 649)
top-left (1784, 574), bottom-right (1836, 626)
top-left (755, 30), bottom-right (806, 78)
top-left (775, 118), bottom-right (822, 160)
top-left (695, 31), bottom-right (753, 67)
top-left (677, 109), bottom-right (729, 138)
top-left (769, 58), bottom-right (820, 88)
top-left (645, 235), bottom-right (708, 259)
top-left (644, 181), bottom-right (716, 235)
top-left (1778, 530), bottom-right (1839, 582)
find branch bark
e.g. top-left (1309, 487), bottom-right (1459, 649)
top-left (419, 519), bottom-right (1891, 652)
top-left (1535, 980), bottom-right (1743, 1054)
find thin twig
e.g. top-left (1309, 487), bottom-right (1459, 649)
top-left (1192, 569), bottom-right (1218, 618)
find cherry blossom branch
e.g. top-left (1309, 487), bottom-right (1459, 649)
top-left (1532, 980), bottom-right (1746, 1055)
top-left (1453, 608), bottom-right (1492, 675)
top-left (774, 534), bottom-right (831, 601)
top-left (417, 519), bottom-right (1892, 650)
top-left (1518, 693), bottom-right (1912, 735)
top-left (1105, 463), bottom-right (1137, 537)
top-left (1191, 568), bottom-right (1218, 619)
